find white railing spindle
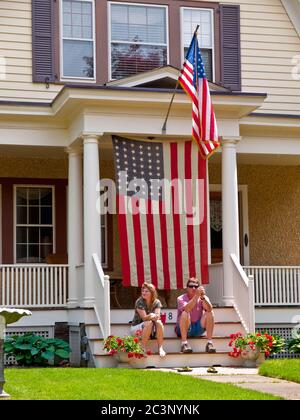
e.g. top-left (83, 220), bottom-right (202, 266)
top-left (1, 268), bottom-right (4, 305)
top-left (6, 268), bottom-right (10, 305)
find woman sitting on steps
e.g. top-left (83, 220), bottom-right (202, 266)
top-left (130, 282), bottom-right (166, 358)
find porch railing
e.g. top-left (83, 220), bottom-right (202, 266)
top-left (243, 266), bottom-right (300, 306)
top-left (93, 254), bottom-right (110, 338)
top-left (0, 265), bottom-right (68, 308)
top-left (232, 255), bottom-right (255, 333)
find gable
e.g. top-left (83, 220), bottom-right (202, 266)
top-left (281, 0), bottom-right (300, 37)
top-left (106, 66), bottom-right (230, 92)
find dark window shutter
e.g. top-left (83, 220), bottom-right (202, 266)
top-left (32, 0), bottom-right (55, 83)
top-left (220, 4), bottom-right (241, 91)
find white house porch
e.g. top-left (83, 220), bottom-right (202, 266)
top-left (1, 68), bottom-right (300, 366)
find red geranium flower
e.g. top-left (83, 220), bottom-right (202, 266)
top-left (103, 334), bottom-right (146, 359)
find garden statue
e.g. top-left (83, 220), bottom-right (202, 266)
top-left (0, 307), bottom-right (32, 398)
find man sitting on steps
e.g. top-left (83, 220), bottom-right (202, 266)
top-left (175, 278), bottom-right (216, 354)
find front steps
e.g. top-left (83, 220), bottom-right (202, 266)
top-left (85, 307), bottom-right (247, 368)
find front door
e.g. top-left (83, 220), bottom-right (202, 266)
top-left (209, 187), bottom-right (249, 265)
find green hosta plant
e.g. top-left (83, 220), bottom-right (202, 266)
top-left (4, 333), bottom-right (71, 366)
top-left (287, 330), bottom-right (300, 354)
top-left (268, 333), bottom-right (286, 355)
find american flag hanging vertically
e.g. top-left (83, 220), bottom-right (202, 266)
top-left (113, 136), bottom-right (209, 290)
top-left (179, 32), bottom-right (220, 159)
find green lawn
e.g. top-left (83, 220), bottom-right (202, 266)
top-left (259, 359), bottom-right (300, 383)
top-left (3, 368), bottom-right (281, 400)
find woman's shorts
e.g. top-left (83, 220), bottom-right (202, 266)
top-left (130, 322), bottom-right (144, 335)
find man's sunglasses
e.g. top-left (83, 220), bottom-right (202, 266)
top-left (188, 285), bottom-right (199, 289)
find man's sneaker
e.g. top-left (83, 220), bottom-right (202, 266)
top-left (205, 342), bottom-right (216, 353)
top-left (180, 343), bottom-right (193, 353)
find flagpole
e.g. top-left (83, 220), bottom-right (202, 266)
top-left (161, 25), bottom-right (200, 134)
top-left (161, 80), bottom-right (179, 134)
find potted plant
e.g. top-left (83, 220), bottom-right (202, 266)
top-left (103, 330), bottom-right (152, 368)
top-left (228, 331), bottom-right (285, 367)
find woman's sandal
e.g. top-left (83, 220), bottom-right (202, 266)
top-left (176, 366), bottom-right (193, 372)
top-left (207, 366), bottom-right (218, 374)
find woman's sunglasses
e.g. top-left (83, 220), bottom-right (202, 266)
top-left (188, 285), bottom-right (199, 289)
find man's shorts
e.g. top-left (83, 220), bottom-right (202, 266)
top-left (175, 320), bottom-right (206, 337)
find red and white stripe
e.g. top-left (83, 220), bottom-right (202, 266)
top-left (118, 140), bottom-right (209, 290)
top-left (179, 60), bottom-right (220, 159)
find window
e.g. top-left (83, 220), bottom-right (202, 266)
top-left (15, 187), bottom-right (54, 263)
top-left (61, 0), bottom-right (95, 79)
top-left (181, 7), bottom-right (214, 81)
top-left (109, 2), bottom-right (168, 80)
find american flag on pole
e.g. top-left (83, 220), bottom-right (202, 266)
top-left (113, 136), bottom-right (209, 290)
top-left (179, 31), bottom-right (220, 159)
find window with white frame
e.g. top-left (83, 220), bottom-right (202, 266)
top-left (15, 187), bottom-right (54, 263)
top-left (109, 2), bottom-right (168, 80)
top-left (181, 8), bottom-right (214, 81)
top-left (61, 0), bottom-right (95, 79)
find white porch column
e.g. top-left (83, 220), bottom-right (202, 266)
top-left (67, 147), bottom-right (83, 308)
top-left (83, 134), bottom-right (102, 307)
top-left (221, 136), bottom-right (241, 306)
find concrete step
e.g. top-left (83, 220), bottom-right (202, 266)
top-left (89, 336), bottom-right (233, 355)
top-left (93, 351), bottom-right (245, 368)
top-left (86, 321), bottom-right (245, 339)
top-left (110, 307), bottom-right (239, 324)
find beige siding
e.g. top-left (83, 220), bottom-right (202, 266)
top-left (0, 0), bottom-right (61, 102)
top-left (1, 0), bottom-right (300, 114)
top-left (209, 163), bottom-right (300, 266)
top-left (218, 0), bottom-right (300, 114)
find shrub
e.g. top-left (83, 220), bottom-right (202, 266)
top-left (4, 333), bottom-right (71, 366)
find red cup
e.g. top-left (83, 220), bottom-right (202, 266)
top-left (160, 313), bottom-right (167, 324)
